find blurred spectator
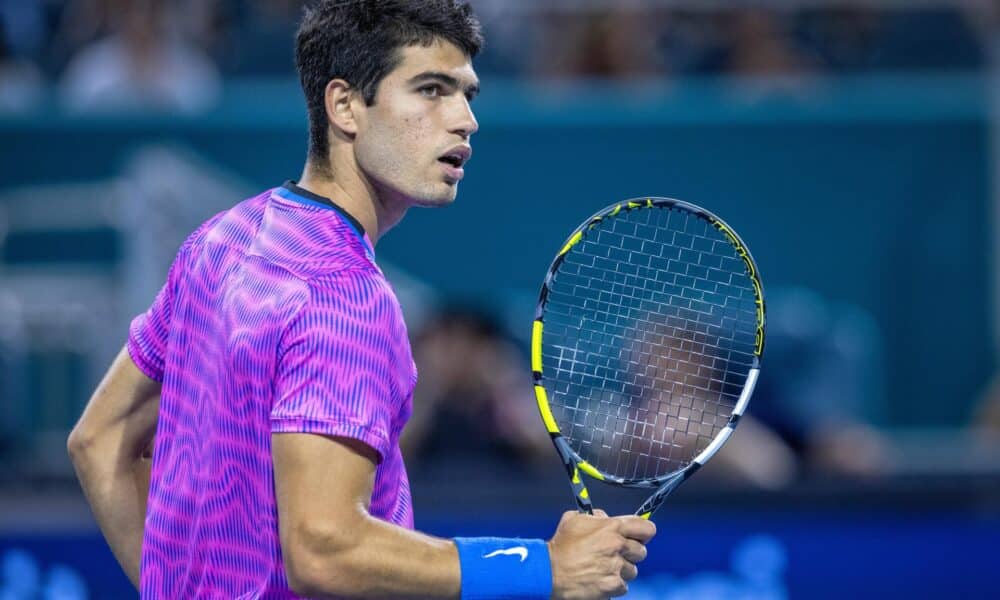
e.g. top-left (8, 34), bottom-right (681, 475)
top-left (721, 10), bottom-right (815, 76)
top-left (401, 285), bottom-right (900, 486)
top-left (59, 0), bottom-right (220, 113)
top-left (753, 287), bottom-right (894, 478)
top-left (616, 308), bottom-right (797, 489)
top-left (464, 0), bottom-right (538, 77)
top-left (655, 10), bottom-right (727, 76)
top-left (532, 7), bottom-right (664, 80)
top-left (704, 415), bottom-right (798, 488)
top-left (401, 307), bottom-right (551, 474)
top-left (402, 305), bottom-right (797, 488)
top-left (0, 21), bottom-right (43, 112)
top-left (795, 7), bottom-right (882, 72)
top-left (48, 0), bottom-right (132, 74)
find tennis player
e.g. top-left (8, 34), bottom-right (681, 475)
top-left (67, 1), bottom-right (655, 598)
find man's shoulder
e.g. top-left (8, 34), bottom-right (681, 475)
top-left (185, 190), bottom-right (272, 252)
top-left (296, 267), bottom-right (405, 327)
top-left (305, 266), bottom-right (397, 304)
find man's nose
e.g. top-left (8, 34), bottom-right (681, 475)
top-left (449, 97), bottom-right (478, 138)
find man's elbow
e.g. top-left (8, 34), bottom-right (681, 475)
top-left (285, 558), bottom-right (333, 599)
top-left (284, 524), bottom-right (367, 598)
top-left (67, 425), bottom-right (95, 464)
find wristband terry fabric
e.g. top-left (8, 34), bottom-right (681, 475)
top-left (454, 537), bottom-right (552, 600)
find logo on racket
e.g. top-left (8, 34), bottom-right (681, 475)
top-left (483, 547), bottom-right (529, 562)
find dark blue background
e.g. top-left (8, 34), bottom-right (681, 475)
top-left (4, 508), bottom-right (997, 599)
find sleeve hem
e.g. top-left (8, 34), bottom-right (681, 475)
top-left (127, 336), bottom-right (164, 382)
top-left (270, 417), bottom-right (391, 461)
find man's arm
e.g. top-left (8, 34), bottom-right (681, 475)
top-left (68, 346), bottom-right (160, 589)
top-left (273, 433), bottom-right (461, 598)
top-left (273, 433), bottom-right (656, 600)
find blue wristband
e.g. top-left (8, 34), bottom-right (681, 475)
top-left (454, 537), bottom-right (552, 600)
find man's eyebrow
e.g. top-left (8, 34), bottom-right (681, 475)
top-left (408, 71), bottom-right (480, 97)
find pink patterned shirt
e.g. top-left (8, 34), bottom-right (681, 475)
top-left (128, 182), bottom-right (416, 598)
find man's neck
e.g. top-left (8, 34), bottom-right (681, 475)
top-left (297, 161), bottom-right (408, 245)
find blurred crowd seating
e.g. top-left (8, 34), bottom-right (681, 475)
top-left (0, 0), bottom-right (995, 113)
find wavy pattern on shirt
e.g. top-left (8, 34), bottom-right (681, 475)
top-left (129, 186), bottom-right (416, 598)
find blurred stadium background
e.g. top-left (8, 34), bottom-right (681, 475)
top-left (1, 0), bottom-right (999, 597)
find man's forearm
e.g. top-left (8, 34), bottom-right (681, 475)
top-left (289, 513), bottom-right (462, 599)
top-left (69, 439), bottom-right (151, 589)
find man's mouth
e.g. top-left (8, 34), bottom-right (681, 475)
top-left (437, 145), bottom-right (472, 169)
top-left (437, 145), bottom-right (471, 182)
top-left (438, 155), bottom-right (465, 168)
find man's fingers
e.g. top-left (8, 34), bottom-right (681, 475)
top-left (604, 575), bottom-right (628, 598)
top-left (621, 561), bottom-right (639, 582)
top-left (614, 516), bottom-right (657, 543)
top-left (592, 509), bottom-right (609, 518)
top-left (621, 539), bottom-right (647, 563)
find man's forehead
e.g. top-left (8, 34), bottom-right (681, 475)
top-left (392, 40), bottom-right (479, 87)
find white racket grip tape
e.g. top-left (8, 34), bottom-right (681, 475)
top-left (693, 427), bottom-right (732, 465)
top-left (692, 368), bottom-right (759, 466)
top-left (732, 368), bottom-right (759, 417)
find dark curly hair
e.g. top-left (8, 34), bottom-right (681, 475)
top-left (295, 0), bottom-right (484, 170)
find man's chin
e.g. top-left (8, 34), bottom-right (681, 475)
top-left (411, 185), bottom-right (459, 208)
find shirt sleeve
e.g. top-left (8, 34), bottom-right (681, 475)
top-left (126, 212), bottom-right (225, 382)
top-left (127, 252), bottom-right (184, 382)
top-left (271, 270), bottom-right (407, 461)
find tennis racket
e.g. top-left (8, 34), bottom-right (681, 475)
top-left (531, 197), bottom-right (765, 519)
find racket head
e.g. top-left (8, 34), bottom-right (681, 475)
top-left (532, 198), bottom-right (765, 493)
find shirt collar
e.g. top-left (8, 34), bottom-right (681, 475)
top-left (274, 180), bottom-right (375, 260)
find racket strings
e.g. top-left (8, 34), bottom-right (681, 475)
top-left (550, 215), bottom-right (755, 408)
top-left (548, 307), bottom-right (743, 478)
top-left (542, 206), bottom-right (758, 480)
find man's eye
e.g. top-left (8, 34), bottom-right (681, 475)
top-left (420, 85), bottom-right (442, 98)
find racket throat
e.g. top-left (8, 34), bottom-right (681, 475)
top-left (636, 466), bottom-right (697, 519)
top-left (553, 436), bottom-right (595, 514)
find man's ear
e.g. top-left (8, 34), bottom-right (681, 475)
top-left (324, 78), bottom-right (362, 136)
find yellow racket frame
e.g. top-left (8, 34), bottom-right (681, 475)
top-left (531, 197), bottom-right (765, 519)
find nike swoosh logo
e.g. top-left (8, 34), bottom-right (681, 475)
top-left (483, 546), bottom-right (529, 562)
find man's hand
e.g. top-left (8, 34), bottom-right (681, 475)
top-left (547, 509), bottom-right (656, 600)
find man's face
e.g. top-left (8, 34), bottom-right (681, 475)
top-left (353, 39), bottom-right (480, 208)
